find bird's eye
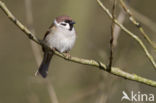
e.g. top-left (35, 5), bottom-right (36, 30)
top-left (61, 23), bottom-right (66, 26)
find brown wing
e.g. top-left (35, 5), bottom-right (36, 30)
top-left (43, 23), bottom-right (55, 40)
top-left (42, 23), bottom-right (55, 52)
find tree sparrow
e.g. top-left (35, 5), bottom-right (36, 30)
top-left (38, 16), bottom-right (76, 78)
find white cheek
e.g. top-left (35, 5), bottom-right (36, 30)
top-left (54, 20), bottom-right (70, 30)
top-left (59, 23), bottom-right (70, 30)
top-left (65, 23), bottom-right (70, 30)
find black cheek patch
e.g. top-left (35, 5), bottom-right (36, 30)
top-left (69, 24), bottom-right (73, 31)
top-left (65, 20), bottom-right (74, 31)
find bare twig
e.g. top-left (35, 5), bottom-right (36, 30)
top-left (0, 1), bottom-right (40, 44)
top-left (120, 0), bottom-right (156, 49)
top-left (1, 0), bottom-right (156, 87)
top-left (108, 0), bottom-right (116, 71)
top-left (96, 0), bottom-right (156, 70)
top-left (130, 7), bottom-right (156, 35)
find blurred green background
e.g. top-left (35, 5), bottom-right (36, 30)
top-left (0, 0), bottom-right (156, 103)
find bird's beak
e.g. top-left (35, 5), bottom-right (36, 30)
top-left (70, 21), bottom-right (76, 25)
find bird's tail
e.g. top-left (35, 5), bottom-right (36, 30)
top-left (38, 51), bottom-right (53, 78)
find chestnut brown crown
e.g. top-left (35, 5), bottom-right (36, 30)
top-left (55, 15), bottom-right (73, 23)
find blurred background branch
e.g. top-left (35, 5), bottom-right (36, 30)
top-left (24, 0), bottom-right (59, 103)
top-left (25, 0), bottom-right (42, 66)
top-left (112, 7), bottom-right (126, 47)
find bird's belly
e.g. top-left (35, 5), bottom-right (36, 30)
top-left (46, 34), bottom-right (75, 53)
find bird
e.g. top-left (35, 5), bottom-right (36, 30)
top-left (37, 15), bottom-right (76, 78)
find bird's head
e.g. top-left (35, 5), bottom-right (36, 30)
top-left (54, 15), bottom-right (75, 31)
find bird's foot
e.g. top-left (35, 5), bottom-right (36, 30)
top-left (63, 52), bottom-right (71, 59)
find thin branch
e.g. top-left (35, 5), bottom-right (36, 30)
top-left (0, 1), bottom-right (40, 44)
top-left (1, 0), bottom-right (156, 87)
top-left (96, 0), bottom-right (156, 70)
top-left (120, 0), bottom-right (156, 49)
top-left (108, 0), bottom-right (116, 71)
top-left (130, 7), bottom-right (156, 35)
